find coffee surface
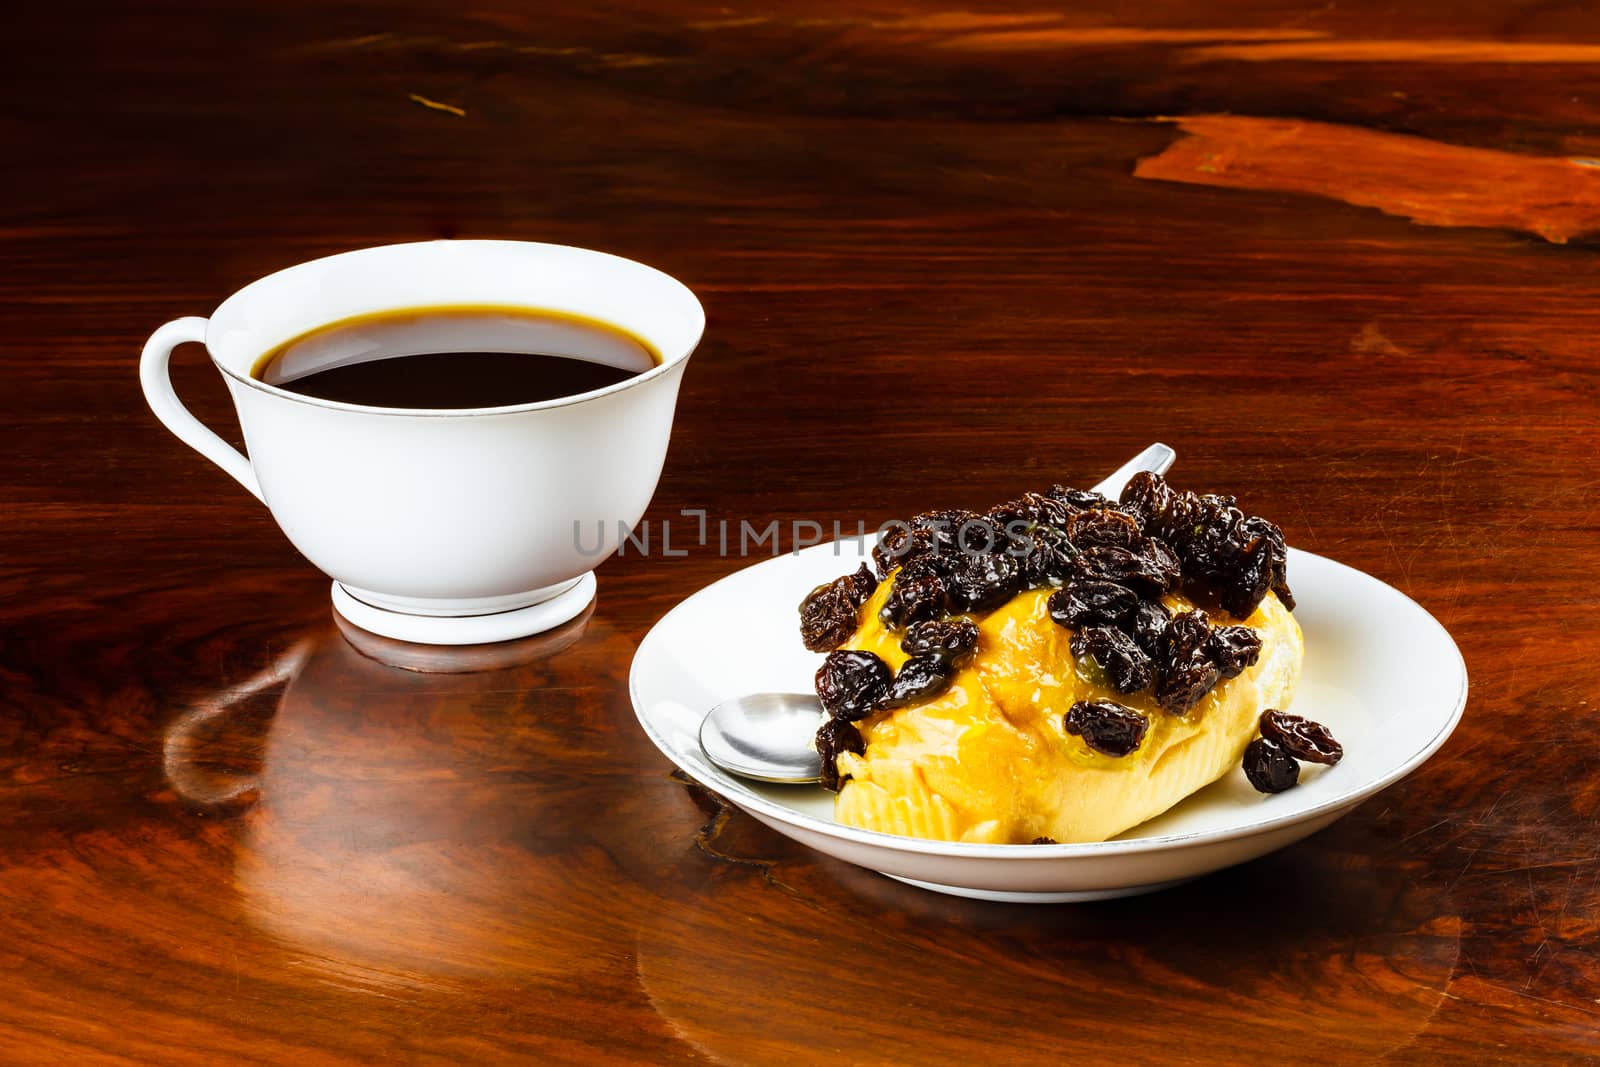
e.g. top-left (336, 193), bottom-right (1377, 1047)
top-left (265, 350), bottom-right (642, 408)
top-left (252, 306), bottom-right (657, 409)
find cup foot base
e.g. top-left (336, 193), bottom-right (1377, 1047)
top-left (330, 573), bottom-right (596, 646)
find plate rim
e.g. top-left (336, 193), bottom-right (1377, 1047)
top-left (628, 541), bottom-right (1468, 860)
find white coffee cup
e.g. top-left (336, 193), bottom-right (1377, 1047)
top-left (140, 240), bottom-right (704, 644)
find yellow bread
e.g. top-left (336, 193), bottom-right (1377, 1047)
top-left (832, 581), bottom-right (1303, 844)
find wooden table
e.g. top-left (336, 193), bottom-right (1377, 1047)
top-left (5, 1), bottom-right (1599, 1062)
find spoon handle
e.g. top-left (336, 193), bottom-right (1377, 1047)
top-left (1092, 442), bottom-right (1175, 500)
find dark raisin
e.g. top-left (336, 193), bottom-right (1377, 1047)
top-left (898, 553), bottom-right (953, 580)
top-left (873, 523), bottom-right (944, 578)
top-left (1125, 599), bottom-right (1172, 657)
top-left (1250, 515), bottom-right (1295, 611)
top-left (841, 562), bottom-right (878, 606)
top-left (799, 582), bottom-right (858, 652)
top-left (881, 654), bottom-right (956, 709)
top-left (814, 650), bottom-right (891, 721)
top-left (1047, 580), bottom-right (1137, 629)
top-left (1116, 471), bottom-right (1173, 530)
top-left (901, 619), bottom-right (980, 663)
top-left (912, 508), bottom-right (982, 556)
top-left (872, 524), bottom-right (912, 577)
top-left (797, 564), bottom-right (879, 652)
top-left (983, 510), bottom-right (1032, 547)
top-left (1217, 534), bottom-right (1275, 620)
top-left (953, 516), bottom-right (1007, 554)
top-left (871, 523), bottom-right (906, 576)
top-left (1046, 484), bottom-right (1115, 513)
top-left (984, 500), bottom-right (1032, 531)
top-left (878, 571), bottom-right (948, 630)
top-left (1238, 514), bottom-right (1291, 606)
top-left (1013, 524), bottom-right (1077, 587)
top-left (1119, 472), bottom-right (1293, 620)
top-left (989, 491), bottom-right (1072, 530)
top-left (1070, 626), bottom-right (1156, 694)
top-left (1160, 609), bottom-right (1212, 662)
top-left (1031, 836), bottom-right (1059, 845)
top-left (914, 507), bottom-right (980, 531)
top-left (1155, 610), bottom-right (1221, 715)
top-left (1260, 710), bottom-right (1343, 765)
top-left (1064, 508), bottom-right (1142, 550)
top-left (1141, 537), bottom-right (1184, 591)
top-left (1156, 661), bottom-right (1221, 716)
top-left (1243, 736), bottom-right (1300, 793)
top-left (945, 551), bottom-right (1021, 613)
top-left (1072, 545), bottom-right (1178, 597)
top-left (1064, 700), bottom-right (1149, 757)
top-left (815, 717), bottom-right (865, 792)
top-left (1207, 625), bottom-right (1263, 678)
top-left (1070, 545), bottom-right (1135, 581)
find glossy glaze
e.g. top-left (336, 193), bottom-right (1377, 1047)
top-left (832, 586), bottom-right (1302, 844)
top-left (4, 0), bottom-right (1599, 1061)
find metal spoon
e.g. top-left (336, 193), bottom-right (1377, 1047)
top-left (698, 442), bottom-right (1176, 784)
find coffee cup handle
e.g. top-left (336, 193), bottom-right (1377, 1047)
top-left (140, 316), bottom-right (264, 502)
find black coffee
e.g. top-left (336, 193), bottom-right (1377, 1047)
top-left (252, 306), bottom-right (658, 409)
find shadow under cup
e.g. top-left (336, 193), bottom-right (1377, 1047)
top-left (143, 240), bottom-right (705, 645)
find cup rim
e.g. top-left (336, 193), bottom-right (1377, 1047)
top-left (206, 240), bottom-right (705, 418)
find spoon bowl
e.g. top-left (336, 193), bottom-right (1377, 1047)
top-left (699, 692), bottom-right (826, 783)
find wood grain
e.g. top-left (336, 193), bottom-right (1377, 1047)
top-left (1136, 115), bottom-right (1600, 243)
top-left (3, 0), bottom-right (1600, 1062)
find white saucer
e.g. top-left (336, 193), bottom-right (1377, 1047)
top-left (331, 572), bottom-right (596, 645)
top-left (628, 539), bottom-right (1468, 902)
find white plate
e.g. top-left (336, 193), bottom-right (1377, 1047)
top-left (629, 540), bottom-right (1467, 902)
